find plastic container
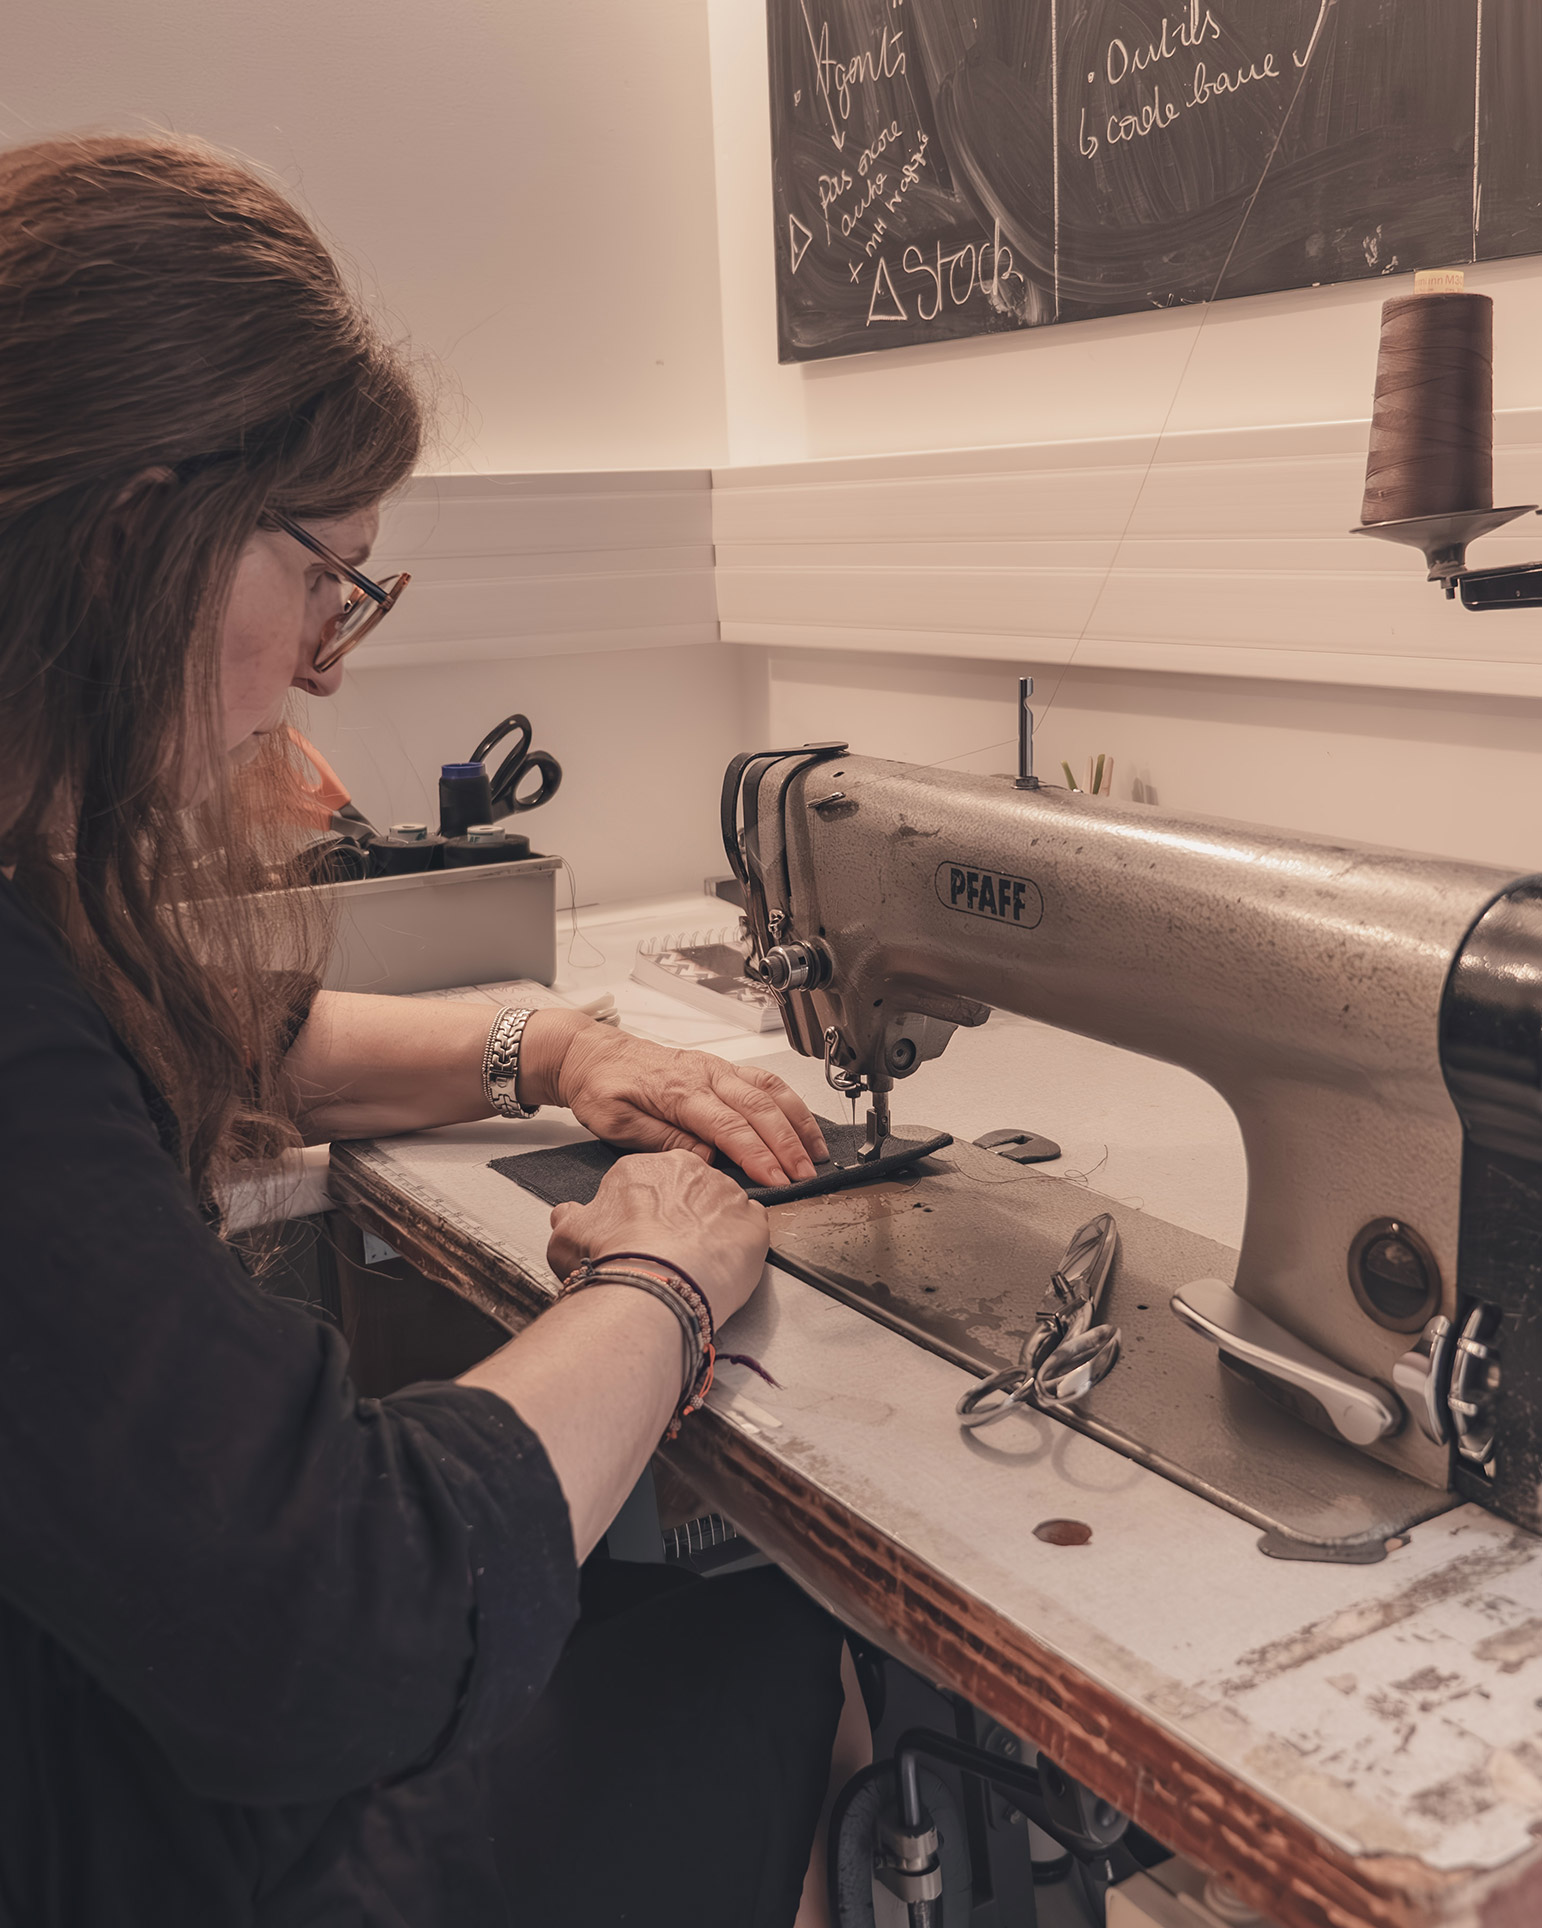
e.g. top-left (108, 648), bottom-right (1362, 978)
top-left (273, 853), bottom-right (561, 995)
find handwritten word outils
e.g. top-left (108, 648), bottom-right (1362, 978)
top-left (1079, 7), bottom-right (1286, 161)
top-left (1104, 5), bottom-right (1220, 83)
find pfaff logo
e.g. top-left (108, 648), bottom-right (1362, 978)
top-left (935, 862), bottom-right (1044, 927)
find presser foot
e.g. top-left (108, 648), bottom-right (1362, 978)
top-left (858, 1087), bottom-right (892, 1162)
top-left (821, 1027), bottom-right (893, 1162)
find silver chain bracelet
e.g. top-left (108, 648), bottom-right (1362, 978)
top-left (482, 1007), bottom-right (540, 1120)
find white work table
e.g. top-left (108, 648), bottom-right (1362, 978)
top-left (327, 899), bottom-right (1542, 1928)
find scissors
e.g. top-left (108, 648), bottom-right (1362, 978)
top-left (956, 1213), bottom-right (1122, 1431)
top-left (471, 714), bottom-right (563, 816)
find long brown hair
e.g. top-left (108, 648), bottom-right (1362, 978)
top-left (0, 134), bottom-right (423, 1210)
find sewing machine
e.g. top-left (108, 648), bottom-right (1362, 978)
top-left (723, 744), bottom-right (1542, 1545)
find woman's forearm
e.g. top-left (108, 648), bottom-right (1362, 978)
top-left (459, 1286), bottom-right (682, 1560)
top-left (284, 987), bottom-right (824, 1187)
top-left (283, 991), bottom-right (583, 1139)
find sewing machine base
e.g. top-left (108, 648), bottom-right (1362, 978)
top-left (767, 1139), bottom-right (1455, 1561)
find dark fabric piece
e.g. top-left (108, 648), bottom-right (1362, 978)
top-left (0, 875), bottom-right (581, 1927)
top-left (490, 1117), bottom-right (954, 1208)
top-left (487, 1558), bottom-right (846, 1928)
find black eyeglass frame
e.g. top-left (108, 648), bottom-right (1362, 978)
top-left (270, 509), bottom-right (410, 672)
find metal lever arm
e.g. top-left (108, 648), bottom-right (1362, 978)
top-left (1171, 1279), bottom-right (1401, 1447)
top-left (1459, 560), bottom-right (1542, 610)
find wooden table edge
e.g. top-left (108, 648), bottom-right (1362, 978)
top-left (327, 1141), bottom-right (1542, 1928)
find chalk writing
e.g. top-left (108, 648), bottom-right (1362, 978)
top-left (1107, 87), bottom-right (1180, 144)
top-left (768, 0), bottom-right (1534, 365)
top-left (818, 167), bottom-right (853, 242)
top-left (840, 171), bottom-right (887, 237)
top-left (900, 221), bottom-right (1023, 321)
top-left (883, 131), bottom-right (930, 211)
top-left (818, 170), bottom-right (853, 215)
top-left (867, 255), bottom-right (907, 322)
top-left (858, 120), bottom-right (903, 176)
top-left (799, 0), bottom-right (906, 144)
top-left (1104, 5), bottom-right (1220, 83)
top-left (1186, 51), bottom-right (1280, 109)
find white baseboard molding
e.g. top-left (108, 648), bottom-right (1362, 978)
top-left (350, 622), bottom-right (722, 671)
top-left (353, 417), bottom-right (1542, 699)
top-left (714, 411), bottom-right (1542, 699)
top-left (358, 469), bottom-right (716, 669)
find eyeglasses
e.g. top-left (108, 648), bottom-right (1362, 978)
top-left (270, 510), bottom-right (410, 673)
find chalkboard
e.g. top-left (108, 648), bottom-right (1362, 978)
top-left (768, 1), bottom-right (1542, 362)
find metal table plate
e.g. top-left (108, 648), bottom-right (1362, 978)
top-left (768, 1137), bottom-right (1452, 1558)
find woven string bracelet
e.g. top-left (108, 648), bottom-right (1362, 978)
top-left (558, 1259), bottom-right (714, 1440)
top-left (597, 1252), bottom-right (780, 1388)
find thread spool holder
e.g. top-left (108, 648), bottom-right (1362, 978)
top-left (1350, 505), bottom-right (1540, 598)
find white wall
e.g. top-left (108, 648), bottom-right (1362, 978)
top-left (704, 2), bottom-right (1542, 465)
top-left (298, 642), bottom-right (751, 907)
top-left (15, 0), bottom-right (1542, 892)
top-left (705, 2), bottom-right (1542, 877)
top-left (760, 650), bottom-right (1542, 874)
top-left (0, 0), bottom-right (729, 476)
top-left (1, 0), bottom-right (752, 902)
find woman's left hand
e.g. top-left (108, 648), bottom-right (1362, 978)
top-left (520, 1011), bottom-right (828, 1188)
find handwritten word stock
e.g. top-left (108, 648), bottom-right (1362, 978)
top-left (1076, 4), bottom-right (1316, 159)
top-left (865, 217), bottom-right (1025, 327)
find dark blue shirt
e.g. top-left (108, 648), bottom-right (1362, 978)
top-left (0, 878), bottom-right (578, 1925)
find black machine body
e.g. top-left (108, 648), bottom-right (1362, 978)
top-left (1440, 881), bottom-right (1542, 1530)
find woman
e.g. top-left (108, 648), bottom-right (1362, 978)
top-left (0, 134), bottom-right (863, 1926)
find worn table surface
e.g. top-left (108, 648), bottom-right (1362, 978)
top-left (327, 911), bottom-right (1542, 1928)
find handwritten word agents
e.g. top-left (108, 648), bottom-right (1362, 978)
top-left (805, 13), bottom-right (906, 125)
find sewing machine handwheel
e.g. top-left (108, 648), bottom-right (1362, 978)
top-left (956, 1365), bottom-right (1035, 1430)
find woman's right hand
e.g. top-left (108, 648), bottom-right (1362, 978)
top-left (546, 1150), bottom-right (769, 1330)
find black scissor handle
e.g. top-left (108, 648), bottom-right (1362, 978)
top-left (472, 712), bottom-right (531, 769)
top-left (495, 749), bottom-right (562, 815)
top-left (471, 713), bottom-right (563, 816)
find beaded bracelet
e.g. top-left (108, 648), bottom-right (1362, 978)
top-left (594, 1253), bottom-right (715, 1345)
top-left (589, 1251), bottom-right (783, 1400)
